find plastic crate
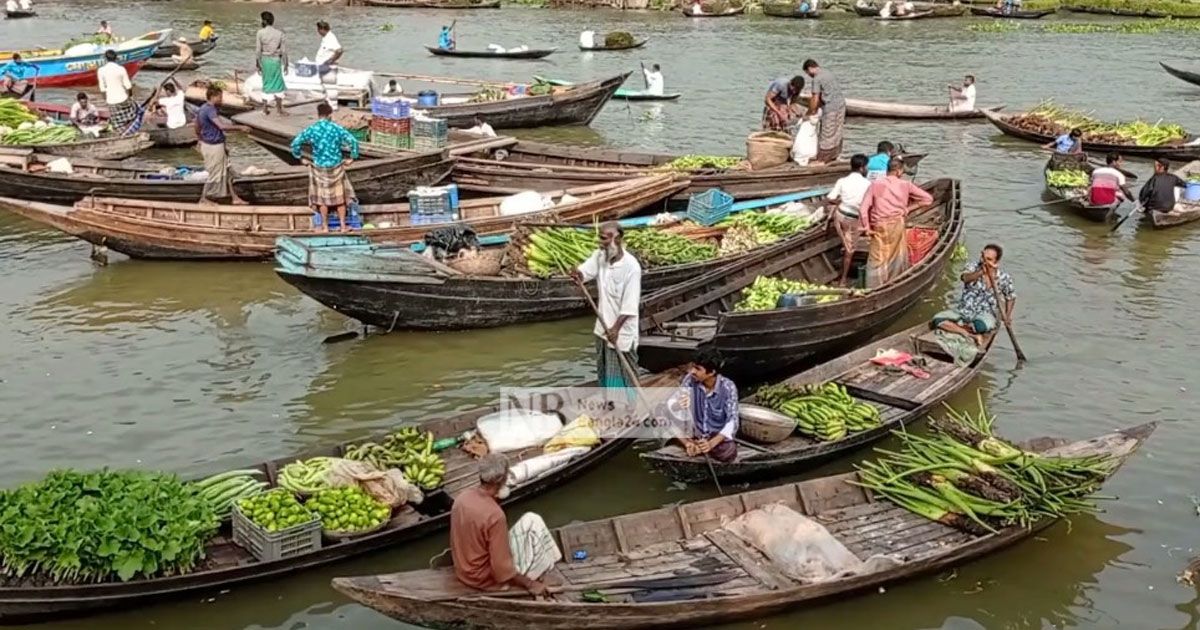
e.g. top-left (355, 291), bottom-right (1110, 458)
top-left (413, 136), bottom-right (447, 151)
top-left (369, 129), bottom-right (412, 150)
top-left (412, 117), bottom-right (449, 140)
top-left (370, 98), bottom-right (411, 120)
top-left (231, 503), bottom-right (322, 562)
top-left (370, 116), bottom-right (412, 135)
top-left (686, 188), bottom-right (734, 226)
top-left (408, 188), bottom-right (453, 215)
top-left (349, 127), bottom-right (369, 143)
top-left (312, 201), bottom-right (364, 230)
top-left (412, 211), bottom-right (456, 225)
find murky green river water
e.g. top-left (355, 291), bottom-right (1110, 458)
top-left (3, 3), bottom-right (1200, 629)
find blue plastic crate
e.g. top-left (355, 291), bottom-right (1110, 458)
top-left (686, 188), bottom-right (734, 226)
top-left (311, 201), bottom-right (363, 230)
top-left (412, 211), bottom-right (456, 226)
top-left (408, 189), bottom-right (453, 215)
top-left (371, 98), bottom-right (411, 120)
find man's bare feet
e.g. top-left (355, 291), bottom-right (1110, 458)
top-left (231, 197), bottom-right (249, 206)
top-left (318, 225), bottom-right (329, 234)
top-left (198, 198), bottom-right (217, 207)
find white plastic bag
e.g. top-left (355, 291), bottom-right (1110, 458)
top-left (476, 409), bottom-right (563, 453)
top-left (46, 158), bottom-right (74, 174)
top-left (499, 191), bottom-right (553, 216)
top-left (792, 119), bottom-right (819, 166)
top-left (722, 504), bottom-right (863, 582)
top-left (507, 447), bottom-right (591, 486)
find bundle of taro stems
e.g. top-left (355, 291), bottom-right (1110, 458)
top-left (853, 393), bottom-right (1117, 534)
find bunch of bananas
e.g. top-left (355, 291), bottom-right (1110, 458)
top-left (278, 457), bottom-right (335, 494)
top-left (343, 441), bottom-right (407, 471)
top-left (404, 451), bottom-right (446, 490)
top-left (757, 382), bottom-right (881, 442)
top-left (385, 427), bottom-right (446, 489)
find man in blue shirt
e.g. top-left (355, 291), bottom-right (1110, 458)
top-left (1046, 127), bottom-right (1083, 155)
top-left (290, 102), bottom-right (360, 232)
top-left (866, 140), bottom-right (895, 181)
top-left (0, 53), bottom-right (35, 99)
top-left (195, 86), bottom-right (247, 206)
top-left (673, 350), bottom-right (739, 463)
top-left (438, 25), bottom-right (455, 51)
top-left (762, 75), bottom-right (804, 131)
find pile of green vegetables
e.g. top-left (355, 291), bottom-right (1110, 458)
top-left (660, 155), bottom-right (742, 171)
top-left (0, 100), bottom-right (38, 128)
top-left (1045, 169), bottom-right (1090, 189)
top-left (0, 470), bottom-right (218, 583)
top-left (733, 276), bottom-right (854, 312)
top-left (1011, 101), bottom-right (1188, 147)
top-left (604, 31), bottom-right (635, 47)
top-left (469, 86), bottom-right (508, 103)
top-left (0, 123), bottom-right (80, 146)
top-left (528, 78), bottom-right (554, 97)
top-left (307, 487), bottom-right (392, 534)
top-left (191, 470), bottom-right (267, 520)
top-left (522, 226), bottom-right (717, 276)
top-left (854, 395), bottom-right (1117, 534)
top-left (344, 427), bottom-right (447, 489)
top-left (237, 489), bottom-right (316, 533)
top-left (757, 382), bottom-right (881, 441)
top-left (716, 212), bottom-right (810, 238)
top-left (278, 457), bottom-right (336, 495)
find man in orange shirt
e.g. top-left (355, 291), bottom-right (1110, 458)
top-left (858, 156), bottom-right (933, 289)
top-left (449, 454), bottom-right (559, 595)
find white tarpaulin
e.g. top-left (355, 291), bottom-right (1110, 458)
top-left (507, 447), bottom-right (591, 486)
top-left (476, 409), bottom-right (563, 453)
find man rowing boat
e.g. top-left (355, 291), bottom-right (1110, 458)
top-left (570, 222), bottom-right (642, 389)
top-left (439, 25), bottom-right (456, 51)
top-left (933, 244), bottom-right (1016, 347)
top-left (1089, 153), bottom-right (1130, 207)
top-left (1139, 158), bottom-right (1187, 215)
top-left (948, 75), bottom-right (976, 113)
top-left (859, 156), bottom-right (933, 288)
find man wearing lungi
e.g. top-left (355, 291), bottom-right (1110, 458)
top-left (570, 222), bottom-right (642, 389)
top-left (195, 86), bottom-right (246, 206)
top-left (859, 156), bottom-right (933, 289)
top-left (97, 50), bottom-right (136, 134)
top-left (803, 59), bottom-right (846, 165)
top-left (255, 11), bottom-right (288, 116)
top-left (290, 102), bottom-right (360, 233)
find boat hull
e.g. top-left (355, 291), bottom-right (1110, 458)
top-left (3, 30), bottom-right (169, 87)
top-left (983, 109), bottom-right (1200, 161)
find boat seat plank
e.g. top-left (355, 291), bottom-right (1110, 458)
top-left (559, 544), bottom-right (735, 584)
top-left (679, 496), bottom-right (747, 537)
top-left (740, 484), bottom-right (804, 513)
top-left (704, 529), bottom-right (796, 591)
top-left (813, 500), bottom-right (895, 528)
top-left (850, 521), bottom-right (967, 560)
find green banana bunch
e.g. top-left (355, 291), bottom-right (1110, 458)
top-left (758, 381), bottom-right (881, 441)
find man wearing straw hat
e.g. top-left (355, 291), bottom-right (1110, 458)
top-left (570, 222), bottom-right (642, 389)
top-left (290, 102), bottom-right (359, 233)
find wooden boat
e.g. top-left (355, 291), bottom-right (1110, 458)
top-left (0, 175), bottom-right (681, 261)
top-left (969, 6), bottom-right (1055, 17)
top-left (680, 6), bottom-right (746, 16)
top-left (642, 323), bottom-right (993, 483)
top-left (24, 101), bottom-right (198, 149)
top-left (535, 77), bottom-right (680, 102)
top-left (762, 4), bottom-right (823, 18)
top-left (982, 109), bottom-right (1200, 162)
top-left (2, 130), bottom-right (152, 160)
top-left (635, 178), bottom-right (961, 380)
top-left (854, 2), bottom-right (966, 16)
top-left (579, 38), bottom-right (648, 52)
top-left (846, 99), bottom-right (1001, 119)
top-left (358, 0), bottom-right (501, 7)
top-left (0, 147), bottom-right (453, 205)
top-left (1042, 157), bottom-right (1119, 222)
top-left (874, 9), bottom-right (935, 19)
top-left (274, 188), bottom-right (827, 331)
top-left (0, 30), bottom-right (169, 88)
top-left (184, 79), bottom-right (324, 117)
top-left (333, 422), bottom-right (1156, 630)
top-left (0, 370), bottom-right (682, 624)
top-left (151, 36), bottom-right (218, 59)
top-left (1064, 3), bottom-right (1166, 16)
top-left (142, 57), bottom-right (203, 71)
top-left (1142, 160), bottom-right (1200, 229)
top-left (1161, 62), bottom-right (1200, 89)
top-left (4, 9), bottom-right (35, 18)
top-left (426, 46), bottom-right (556, 60)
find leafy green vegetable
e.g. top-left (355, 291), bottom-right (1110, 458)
top-left (0, 470), bottom-right (218, 583)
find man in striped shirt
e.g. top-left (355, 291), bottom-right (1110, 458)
top-left (1088, 153), bottom-right (1130, 207)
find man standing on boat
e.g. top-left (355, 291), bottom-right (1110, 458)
top-left (762, 75), bottom-right (805, 131)
top-left (256, 11), bottom-right (289, 116)
top-left (859, 156), bottom-right (932, 288)
top-left (1139, 158), bottom-right (1187, 215)
top-left (641, 62), bottom-right (664, 97)
top-left (948, 75), bottom-right (976, 113)
top-left (826, 154), bottom-right (872, 286)
top-left (932, 244), bottom-right (1015, 348)
top-left (803, 59), bottom-right (846, 164)
top-left (97, 50), bottom-right (137, 134)
top-left (314, 21), bottom-right (343, 78)
top-left (450, 454), bottom-right (557, 596)
top-left (291, 102), bottom-right (360, 233)
top-left (570, 222), bottom-right (642, 389)
top-left (669, 350), bottom-right (739, 463)
top-left (196, 86), bottom-right (247, 206)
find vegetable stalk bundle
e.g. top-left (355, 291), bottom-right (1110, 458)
top-left (658, 155), bottom-right (742, 171)
top-left (853, 393), bottom-right (1117, 534)
top-left (1011, 101), bottom-right (1188, 147)
top-left (522, 226), bottom-right (717, 276)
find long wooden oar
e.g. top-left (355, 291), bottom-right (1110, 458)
top-left (569, 273), bottom-right (724, 496)
top-left (1008, 197), bottom-right (1074, 214)
top-left (986, 267), bottom-right (1026, 365)
top-left (1110, 202), bottom-right (1143, 232)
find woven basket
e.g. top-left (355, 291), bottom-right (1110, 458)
top-left (738, 404), bottom-right (795, 444)
top-left (447, 249), bottom-right (504, 276)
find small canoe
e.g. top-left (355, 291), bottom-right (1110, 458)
top-left (1143, 160), bottom-right (1200, 229)
top-left (4, 9), bottom-right (35, 18)
top-left (1161, 62), bottom-right (1200, 89)
top-left (0, 369), bottom-right (681, 623)
top-left (969, 6), bottom-right (1055, 17)
top-left (151, 36), bottom-right (218, 59)
top-left (275, 188), bottom-right (829, 331)
top-left (27, 101), bottom-right (199, 149)
top-left (855, 2), bottom-right (967, 16)
top-left (762, 4), bottom-right (823, 18)
top-left (334, 422), bottom-right (1156, 630)
top-left (636, 178), bottom-right (959, 380)
top-left (680, 6), bottom-right (746, 16)
top-left (0, 175), bottom-right (681, 261)
top-left (534, 76), bottom-right (680, 102)
top-left (579, 38), bottom-right (648, 51)
top-left (981, 109), bottom-right (1200, 162)
top-left (142, 58), bottom-right (204, 71)
top-left (359, 0), bottom-right (502, 7)
top-left (642, 322), bottom-right (993, 483)
top-left (425, 46), bottom-right (556, 60)
top-left (875, 9), bottom-right (935, 19)
top-left (1042, 157), bottom-right (1118, 222)
top-left (846, 99), bottom-right (1001, 119)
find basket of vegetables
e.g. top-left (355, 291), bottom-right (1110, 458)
top-left (232, 489), bottom-right (322, 561)
top-left (308, 486), bottom-right (393, 541)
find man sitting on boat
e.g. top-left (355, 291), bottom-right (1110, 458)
top-left (1139, 158), bottom-right (1187, 215)
top-left (70, 92), bottom-right (104, 137)
top-left (669, 350), bottom-right (739, 463)
top-left (641, 62), bottom-right (664, 97)
top-left (465, 115), bottom-right (496, 138)
top-left (450, 454), bottom-right (556, 596)
top-left (171, 38), bottom-right (195, 66)
top-left (826, 154), bottom-right (872, 286)
top-left (762, 75), bottom-right (805, 131)
top-left (199, 20), bottom-right (216, 42)
top-left (0, 53), bottom-right (35, 99)
top-left (154, 81), bottom-right (188, 130)
top-left (1089, 153), bottom-right (1130, 207)
top-left (866, 140), bottom-right (895, 181)
top-left (291, 102), bottom-right (360, 233)
top-left (439, 25), bottom-right (456, 51)
top-left (96, 20), bottom-right (113, 41)
top-left (570, 222), bottom-right (642, 389)
top-left (578, 30), bottom-right (595, 50)
top-left (690, 0), bottom-right (705, 14)
top-left (859, 156), bottom-right (933, 288)
top-left (314, 20), bottom-right (343, 77)
top-left (1045, 127), bottom-right (1083, 155)
top-left (948, 75), bottom-right (976, 113)
top-left (932, 244), bottom-right (1015, 348)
